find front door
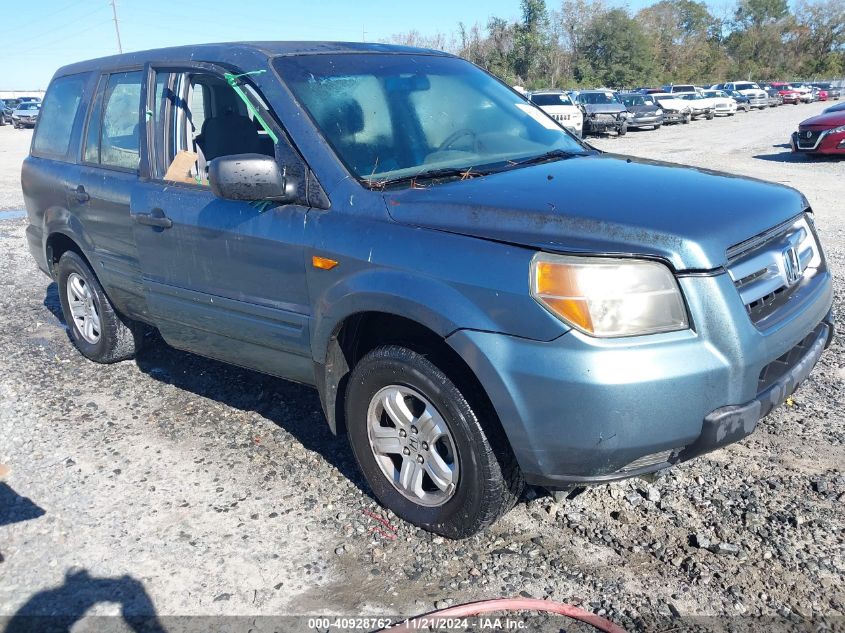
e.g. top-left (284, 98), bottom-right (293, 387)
top-left (131, 64), bottom-right (314, 383)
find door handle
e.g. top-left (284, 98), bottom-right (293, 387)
top-left (70, 185), bottom-right (89, 203)
top-left (131, 208), bottom-right (173, 229)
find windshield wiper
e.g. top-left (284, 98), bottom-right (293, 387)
top-left (365, 166), bottom-right (490, 190)
top-left (508, 149), bottom-right (584, 168)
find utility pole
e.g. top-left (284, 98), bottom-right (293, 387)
top-left (110, 0), bottom-right (123, 54)
top-left (362, 25), bottom-right (367, 42)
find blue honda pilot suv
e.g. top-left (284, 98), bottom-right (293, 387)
top-left (22, 42), bottom-right (835, 538)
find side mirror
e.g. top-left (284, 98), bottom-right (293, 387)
top-left (208, 153), bottom-right (297, 202)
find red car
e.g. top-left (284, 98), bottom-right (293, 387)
top-left (791, 110), bottom-right (845, 155)
top-left (816, 89), bottom-right (829, 101)
top-left (770, 82), bottom-right (801, 104)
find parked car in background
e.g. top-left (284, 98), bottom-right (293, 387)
top-left (650, 93), bottom-right (692, 124)
top-left (618, 93), bottom-right (664, 129)
top-left (25, 42), bottom-right (834, 538)
top-left (529, 90), bottom-right (584, 137)
top-left (678, 92), bottom-right (715, 119)
top-left (12, 101), bottom-right (40, 128)
top-left (791, 110), bottom-right (845, 156)
top-left (720, 81), bottom-right (768, 109)
top-left (0, 100), bottom-right (8, 125)
top-left (764, 87), bottom-right (784, 107)
top-left (811, 87), bottom-right (829, 102)
top-left (17, 96), bottom-right (42, 103)
top-left (661, 84), bottom-right (699, 95)
top-left (573, 90), bottom-right (628, 135)
top-left (701, 90), bottom-right (737, 116)
top-left (791, 84), bottom-right (816, 103)
top-left (823, 101), bottom-right (845, 114)
top-left (727, 90), bottom-right (751, 111)
top-left (810, 82), bottom-right (841, 100)
top-left (3, 98), bottom-right (20, 116)
top-left (769, 83), bottom-right (801, 105)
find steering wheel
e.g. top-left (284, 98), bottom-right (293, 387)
top-left (437, 128), bottom-right (478, 153)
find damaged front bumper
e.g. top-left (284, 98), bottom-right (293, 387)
top-left (447, 270), bottom-right (835, 489)
top-left (662, 110), bottom-right (688, 123)
top-left (584, 117), bottom-right (625, 133)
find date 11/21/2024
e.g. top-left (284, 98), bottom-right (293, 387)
top-left (306, 616), bottom-right (528, 630)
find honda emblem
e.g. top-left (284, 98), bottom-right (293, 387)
top-left (782, 246), bottom-right (802, 285)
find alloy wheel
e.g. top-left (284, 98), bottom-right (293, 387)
top-left (66, 272), bottom-right (101, 344)
top-left (366, 385), bottom-right (459, 507)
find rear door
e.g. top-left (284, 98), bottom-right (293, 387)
top-left (72, 69), bottom-right (147, 317)
top-left (130, 63), bottom-right (314, 383)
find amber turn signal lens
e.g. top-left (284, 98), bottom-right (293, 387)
top-left (312, 256), bottom-right (338, 270)
top-left (534, 261), bottom-right (594, 332)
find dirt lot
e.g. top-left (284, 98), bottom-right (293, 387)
top-left (0, 102), bottom-right (843, 631)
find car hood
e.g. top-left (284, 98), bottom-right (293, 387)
top-left (653, 97), bottom-right (688, 110)
top-left (383, 154), bottom-right (806, 272)
top-left (581, 103), bottom-right (626, 115)
top-left (627, 104), bottom-right (659, 115)
top-left (799, 112), bottom-right (845, 129)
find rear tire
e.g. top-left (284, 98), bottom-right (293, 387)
top-left (345, 345), bottom-right (524, 538)
top-left (57, 251), bottom-right (140, 363)
top-left (618, 124), bottom-right (627, 136)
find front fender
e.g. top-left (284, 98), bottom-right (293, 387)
top-left (311, 268), bottom-right (523, 363)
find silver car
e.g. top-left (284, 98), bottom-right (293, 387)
top-left (12, 102), bottom-right (41, 129)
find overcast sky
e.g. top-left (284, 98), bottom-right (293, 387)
top-left (2, 0), bottom-right (740, 89)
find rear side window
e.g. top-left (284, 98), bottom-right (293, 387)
top-left (100, 71), bottom-right (143, 170)
top-left (32, 74), bottom-right (86, 158)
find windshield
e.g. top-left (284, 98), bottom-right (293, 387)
top-left (531, 93), bottom-right (573, 106)
top-left (275, 54), bottom-right (586, 183)
top-left (577, 92), bottom-right (619, 105)
top-left (680, 93), bottom-right (700, 100)
top-left (702, 91), bottom-right (718, 98)
top-left (735, 83), bottom-right (756, 91)
top-left (621, 95), bottom-right (645, 107)
top-left (18, 103), bottom-right (40, 110)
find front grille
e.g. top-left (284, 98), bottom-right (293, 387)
top-left (727, 215), bottom-right (824, 327)
top-left (758, 323), bottom-right (826, 393)
top-left (593, 113), bottom-right (617, 122)
top-left (797, 130), bottom-right (822, 149)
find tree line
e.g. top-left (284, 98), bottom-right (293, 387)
top-left (387, 0), bottom-right (845, 89)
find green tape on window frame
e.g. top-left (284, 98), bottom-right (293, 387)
top-left (223, 70), bottom-right (279, 145)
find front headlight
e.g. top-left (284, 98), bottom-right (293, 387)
top-left (530, 253), bottom-right (689, 337)
top-left (829, 124), bottom-right (845, 134)
top-left (655, 109), bottom-right (663, 115)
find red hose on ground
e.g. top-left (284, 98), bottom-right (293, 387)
top-left (383, 597), bottom-right (628, 632)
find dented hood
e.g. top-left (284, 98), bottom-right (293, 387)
top-left (383, 154), bottom-right (807, 271)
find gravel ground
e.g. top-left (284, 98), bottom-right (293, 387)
top-left (0, 101), bottom-right (843, 631)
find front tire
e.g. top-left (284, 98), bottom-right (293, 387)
top-left (345, 346), bottom-right (523, 538)
top-left (618, 124), bottom-right (627, 136)
top-left (57, 251), bottom-right (140, 363)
